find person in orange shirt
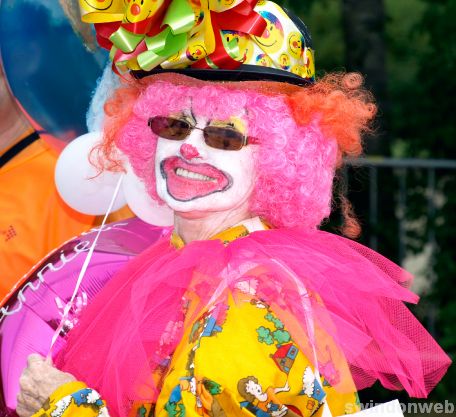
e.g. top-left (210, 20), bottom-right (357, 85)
top-left (0, 66), bottom-right (131, 301)
top-left (0, 133), bottom-right (96, 300)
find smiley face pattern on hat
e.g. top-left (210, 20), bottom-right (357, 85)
top-left (161, 0), bottom-right (315, 81)
top-left (79, 0), bottom-right (315, 81)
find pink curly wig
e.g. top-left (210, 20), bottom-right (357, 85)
top-left (101, 73), bottom-right (375, 231)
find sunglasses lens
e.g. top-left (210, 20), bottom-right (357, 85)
top-left (204, 126), bottom-right (245, 151)
top-left (149, 116), bottom-right (190, 140)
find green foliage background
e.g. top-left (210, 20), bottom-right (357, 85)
top-left (276, 0), bottom-right (455, 404)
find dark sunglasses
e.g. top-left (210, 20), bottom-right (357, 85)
top-left (148, 116), bottom-right (257, 151)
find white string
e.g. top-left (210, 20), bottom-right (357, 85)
top-left (269, 258), bottom-right (334, 417)
top-left (47, 175), bottom-right (125, 358)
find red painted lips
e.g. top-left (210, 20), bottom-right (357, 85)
top-left (161, 157), bottom-right (231, 201)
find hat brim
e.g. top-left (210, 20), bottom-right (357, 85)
top-left (132, 65), bottom-right (314, 86)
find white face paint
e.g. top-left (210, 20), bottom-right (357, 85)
top-left (154, 113), bottom-right (256, 215)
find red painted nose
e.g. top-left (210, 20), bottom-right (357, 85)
top-left (180, 144), bottom-right (200, 160)
top-left (263, 29), bottom-right (270, 38)
top-left (130, 3), bottom-right (141, 15)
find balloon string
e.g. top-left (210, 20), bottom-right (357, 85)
top-left (47, 174), bottom-right (125, 358)
top-left (269, 259), bottom-right (334, 417)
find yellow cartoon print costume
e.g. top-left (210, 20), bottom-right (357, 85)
top-left (32, 221), bottom-right (359, 417)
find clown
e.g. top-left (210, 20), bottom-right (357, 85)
top-left (17, 1), bottom-right (450, 417)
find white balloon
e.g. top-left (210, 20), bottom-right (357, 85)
top-left (123, 163), bottom-right (174, 226)
top-left (55, 132), bottom-right (127, 215)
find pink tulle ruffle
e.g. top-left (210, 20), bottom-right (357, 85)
top-left (55, 228), bottom-right (451, 417)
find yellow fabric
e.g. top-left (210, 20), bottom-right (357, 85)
top-left (32, 381), bottom-right (108, 417)
top-left (170, 224), bottom-right (251, 249)
top-left (31, 222), bottom-right (360, 417)
top-left (49, 381), bottom-right (88, 399)
top-left (151, 291), bottom-right (359, 417)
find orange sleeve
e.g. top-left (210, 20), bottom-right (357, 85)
top-left (0, 139), bottom-right (96, 300)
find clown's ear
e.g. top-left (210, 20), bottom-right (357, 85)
top-left (122, 163), bottom-right (174, 227)
top-left (55, 132), bottom-right (127, 215)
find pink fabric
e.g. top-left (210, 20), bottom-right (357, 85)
top-left (55, 229), bottom-right (451, 417)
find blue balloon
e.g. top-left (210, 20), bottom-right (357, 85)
top-left (0, 1), bottom-right (108, 140)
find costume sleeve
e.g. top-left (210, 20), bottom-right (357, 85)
top-left (31, 381), bottom-right (109, 417)
top-left (155, 291), bottom-right (360, 417)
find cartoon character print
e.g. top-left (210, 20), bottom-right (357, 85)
top-left (270, 343), bottom-right (299, 375)
top-left (279, 53), bottom-right (290, 70)
top-left (164, 384), bottom-right (186, 417)
top-left (43, 389), bottom-right (107, 417)
top-left (291, 65), bottom-right (303, 77)
top-left (186, 42), bottom-right (208, 62)
top-left (319, 360), bottom-right (340, 388)
top-left (257, 313), bottom-right (291, 347)
top-left (205, 0), bottom-right (237, 11)
top-left (136, 405), bottom-right (149, 417)
top-left (303, 48), bottom-right (315, 79)
top-left (160, 320), bottom-right (184, 349)
top-left (163, 49), bottom-right (188, 68)
top-left (253, 11), bottom-right (284, 54)
top-left (287, 32), bottom-right (304, 60)
top-left (318, 345), bottom-right (341, 387)
top-left (165, 302), bottom-right (229, 417)
top-left (217, 0), bottom-right (235, 6)
top-left (222, 31), bottom-right (254, 63)
top-left (163, 29), bottom-right (208, 68)
top-left (256, 53), bottom-right (273, 67)
top-left (235, 278), bottom-right (259, 296)
top-left (295, 367), bottom-right (326, 414)
top-left (188, 303), bottom-right (228, 344)
top-left (299, 367), bottom-right (325, 403)
top-left (81, 0), bottom-right (115, 11)
top-left (290, 48), bottom-right (315, 80)
top-left (238, 376), bottom-right (297, 417)
top-left (165, 377), bottom-right (226, 417)
top-left (133, 403), bottom-right (156, 417)
top-left (124, 0), bottom-right (165, 24)
top-left (250, 298), bottom-right (269, 309)
top-left (184, 377), bottom-right (226, 417)
top-left (256, 311), bottom-right (300, 376)
top-left (71, 388), bottom-right (104, 407)
top-left (49, 396), bottom-right (72, 417)
top-left (194, 9), bottom-right (204, 26)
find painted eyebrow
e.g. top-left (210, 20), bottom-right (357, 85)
top-left (189, 109), bottom-right (196, 122)
top-left (187, 97), bottom-right (195, 122)
top-left (207, 119), bottom-right (237, 128)
top-left (175, 108), bottom-right (195, 124)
